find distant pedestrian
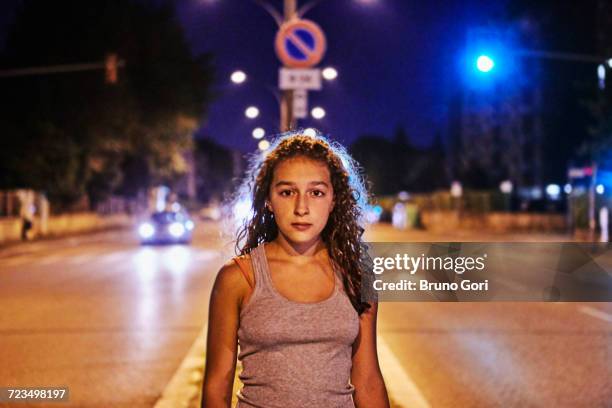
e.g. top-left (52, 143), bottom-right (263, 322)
top-left (21, 215), bottom-right (32, 241)
top-left (201, 131), bottom-right (390, 407)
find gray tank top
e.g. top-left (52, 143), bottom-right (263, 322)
top-left (236, 243), bottom-right (360, 408)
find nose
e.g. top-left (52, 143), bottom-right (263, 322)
top-left (294, 193), bottom-right (309, 216)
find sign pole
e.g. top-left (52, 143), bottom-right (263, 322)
top-left (280, 0), bottom-right (297, 132)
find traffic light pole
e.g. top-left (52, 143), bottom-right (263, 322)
top-left (0, 57), bottom-right (125, 82)
top-left (515, 49), bottom-right (607, 64)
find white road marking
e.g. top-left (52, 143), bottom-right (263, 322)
top-left (579, 305), bottom-right (612, 323)
top-left (154, 324), bottom-right (207, 408)
top-left (378, 334), bottom-right (431, 408)
top-left (155, 320), bottom-right (429, 408)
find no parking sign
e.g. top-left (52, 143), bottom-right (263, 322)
top-left (275, 19), bottom-right (327, 68)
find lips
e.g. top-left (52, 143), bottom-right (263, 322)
top-left (291, 223), bottom-right (312, 231)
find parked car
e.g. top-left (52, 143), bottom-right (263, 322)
top-left (138, 210), bottom-right (195, 244)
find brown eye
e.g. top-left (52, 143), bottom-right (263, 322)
top-left (279, 190), bottom-right (293, 197)
top-left (311, 190), bottom-right (325, 197)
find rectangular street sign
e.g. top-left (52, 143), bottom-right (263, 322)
top-left (279, 68), bottom-right (321, 90)
top-left (568, 167), bottom-right (593, 178)
top-left (293, 89), bottom-right (308, 118)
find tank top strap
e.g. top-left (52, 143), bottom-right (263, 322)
top-left (250, 244), bottom-right (274, 293)
top-left (331, 260), bottom-right (344, 294)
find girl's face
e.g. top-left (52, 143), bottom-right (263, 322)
top-left (268, 156), bottom-right (335, 247)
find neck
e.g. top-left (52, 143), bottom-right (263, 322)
top-left (273, 232), bottom-right (325, 258)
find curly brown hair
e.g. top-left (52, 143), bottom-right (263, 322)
top-left (229, 131), bottom-right (372, 315)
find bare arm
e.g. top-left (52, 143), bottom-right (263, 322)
top-left (200, 261), bottom-right (246, 407)
top-left (351, 302), bottom-right (391, 408)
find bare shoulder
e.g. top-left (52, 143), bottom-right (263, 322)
top-left (212, 255), bottom-right (254, 300)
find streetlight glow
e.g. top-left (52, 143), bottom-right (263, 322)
top-left (598, 64), bottom-right (606, 81)
top-left (303, 128), bottom-right (317, 137)
top-left (258, 140), bottom-right (270, 151)
top-left (322, 67), bottom-right (338, 80)
top-left (230, 70), bottom-right (246, 84)
top-left (252, 127), bottom-right (265, 139)
top-left (499, 180), bottom-right (513, 194)
top-left (476, 55), bottom-right (495, 73)
top-left (245, 106), bottom-right (259, 119)
top-left (311, 107), bottom-right (326, 119)
top-left (546, 184), bottom-right (561, 198)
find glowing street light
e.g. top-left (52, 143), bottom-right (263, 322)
top-left (311, 107), bottom-right (326, 119)
top-left (476, 55), bottom-right (495, 73)
top-left (258, 140), bottom-right (270, 151)
top-left (245, 106), bottom-right (259, 119)
top-left (546, 184), bottom-right (561, 199)
top-left (598, 64), bottom-right (606, 89)
top-left (303, 128), bottom-right (317, 137)
top-left (252, 127), bottom-right (265, 139)
top-left (230, 70), bottom-right (246, 84)
top-left (499, 180), bottom-right (513, 194)
top-left (322, 67), bottom-right (338, 81)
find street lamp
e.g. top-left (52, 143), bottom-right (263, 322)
top-left (598, 64), bottom-right (606, 89)
top-left (252, 127), bottom-right (265, 139)
top-left (231, 70), bottom-right (247, 84)
top-left (322, 67), bottom-right (338, 80)
top-left (303, 127), bottom-right (317, 137)
top-left (245, 106), bottom-right (260, 119)
top-left (258, 139), bottom-right (270, 151)
top-left (499, 180), bottom-right (513, 194)
top-left (311, 107), bottom-right (326, 119)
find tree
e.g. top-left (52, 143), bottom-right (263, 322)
top-left (350, 127), bottom-right (449, 196)
top-left (193, 138), bottom-right (235, 204)
top-left (503, 0), bottom-right (599, 182)
top-left (0, 0), bottom-right (214, 211)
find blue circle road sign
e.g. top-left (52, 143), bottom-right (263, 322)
top-left (275, 19), bottom-right (327, 68)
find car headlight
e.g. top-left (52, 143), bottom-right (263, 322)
top-left (139, 223), bottom-right (155, 239)
top-left (169, 222), bottom-right (185, 238)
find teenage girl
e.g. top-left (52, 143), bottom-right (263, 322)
top-left (201, 132), bottom-right (390, 407)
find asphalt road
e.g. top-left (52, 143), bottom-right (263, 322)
top-left (0, 223), bottom-right (229, 408)
top-left (0, 222), bottom-right (610, 407)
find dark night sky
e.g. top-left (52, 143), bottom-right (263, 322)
top-left (1, 0), bottom-right (508, 152)
top-left (175, 0), bottom-right (508, 151)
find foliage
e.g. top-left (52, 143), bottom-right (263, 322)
top-left (349, 126), bottom-right (449, 196)
top-left (193, 137), bottom-right (236, 204)
top-left (0, 0), bottom-right (214, 211)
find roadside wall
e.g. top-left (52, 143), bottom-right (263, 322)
top-left (421, 210), bottom-right (566, 233)
top-left (0, 213), bottom-right (134, 245)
